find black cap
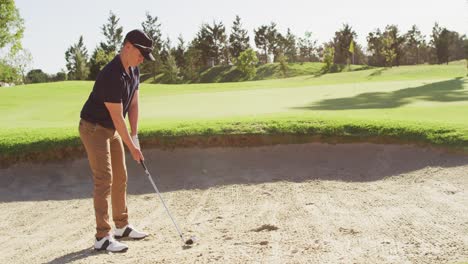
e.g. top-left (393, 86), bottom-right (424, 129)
top-left (124, 29), bottom-right (155, 61)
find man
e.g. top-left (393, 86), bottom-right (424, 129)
top-left (79, 29), bottom-right (155, 252)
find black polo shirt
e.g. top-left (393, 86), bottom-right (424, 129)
top-left (80, 55), bottom-right (139, 129)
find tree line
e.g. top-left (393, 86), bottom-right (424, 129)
top-left (1, 2), bottom-right (467, 85)
top-left (64, 11), bottom-right (466, 83)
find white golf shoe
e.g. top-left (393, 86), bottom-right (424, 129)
top-left (114, 224), bottom-right (148, 240)
top-left (94, 235), bottom-right (128, 252)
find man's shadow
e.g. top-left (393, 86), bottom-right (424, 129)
top-left (46, 247), bottom-right (103, 264)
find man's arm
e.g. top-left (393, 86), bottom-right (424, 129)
top-left (128, 90), bottom-right (139, 137)
top-left (104, 102), bottom-right (144, 162)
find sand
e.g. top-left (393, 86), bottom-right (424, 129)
top-left (0, 143), bottom-right (467, 263)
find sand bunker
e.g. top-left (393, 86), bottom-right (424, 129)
top-left (0, 143), bottom-right (467, 263)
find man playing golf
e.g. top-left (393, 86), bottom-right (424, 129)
top-left (79, 29), bottom-right (155, 252)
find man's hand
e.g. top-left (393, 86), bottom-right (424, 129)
top-left (131, 135), bottom-right (140, 149)
top-left (104, 102), bottom-right (144, 163)
top-left (130, 146), bottom-right (144, 163)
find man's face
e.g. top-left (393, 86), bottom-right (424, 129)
top-left (127, 43), bottom-right (145, 66)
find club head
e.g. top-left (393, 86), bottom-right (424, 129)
top-left (185, 236), bottom-right (197, 245)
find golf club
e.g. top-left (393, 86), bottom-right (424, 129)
top-left (140, 160), bottom-right (196, 246)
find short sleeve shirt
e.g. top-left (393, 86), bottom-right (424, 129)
top-left (80, 55), bottom-right (140, 129)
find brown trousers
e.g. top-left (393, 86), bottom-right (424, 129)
top-left (79, 119), bottom-right (129, 238)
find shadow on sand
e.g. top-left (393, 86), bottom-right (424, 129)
top-left (1, 143), bottom-right (467, 202)
top-left (46, 247), bottom-right (99, 264)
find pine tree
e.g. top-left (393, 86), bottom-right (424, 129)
top-left (141, 12), bottom-right (163, 79)
top-left (89, 11), bottom-right (123, 79)
top-left (283, 28), bottom-right (297, 63)
top-left (100, 11), bottom-right (123, 55)
top-left (229, 15), bottom-right (250, 60)
top-left (254, 25), bottom-right (268, 63)
top-left (65, 36), bottom-right (89, 80)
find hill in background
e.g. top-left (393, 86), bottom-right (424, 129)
top-left (141, 62), bottom-right (373, 84)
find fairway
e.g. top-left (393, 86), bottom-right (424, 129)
top-left (1, 64), bottom-right (468, 165)
top-left (1, 64), bottom-right (467, 129)
top-left (138, 78), bottom-right (468, 124)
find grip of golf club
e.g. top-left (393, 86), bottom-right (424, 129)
top-left (140, 160), bottom-right (148, 171)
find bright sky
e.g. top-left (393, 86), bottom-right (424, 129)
top-left (15, 0), bottom-right (468, 73)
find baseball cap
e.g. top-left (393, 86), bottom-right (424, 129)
top-left (124, 29), bottom-right (155, 61)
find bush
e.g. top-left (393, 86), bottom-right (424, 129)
top-left (277, 53), bottom-right (289, 77)
top-left (235, 48), bottom-right (258, 80)
top-left (0, 60), bottom-right (21, 83)
top-left (24, 69), bottom-right (67, 84)
top-left (321, 46), bottom-right (335, 73)
top-left (53, 72), bottom-right (67, 81)
top-left (26, 69), bottom-right (48, 83)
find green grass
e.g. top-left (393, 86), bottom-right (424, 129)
top-left (253, 62), bottom-right (329, 80)
top-left (143, 62), bottom-right (369, 84)
top-left (1, 63), bottom-right (467, 164)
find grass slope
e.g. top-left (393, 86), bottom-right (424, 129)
top-left (143, 62), bottom-right (369, 84)
top-left (0, 63), bottom-right (467, 165)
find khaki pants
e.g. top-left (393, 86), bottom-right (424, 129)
top-left (79, 119), bottom-right (129, 238)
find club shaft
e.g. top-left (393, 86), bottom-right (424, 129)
top-left (142, 161), bottom-right (186, 243)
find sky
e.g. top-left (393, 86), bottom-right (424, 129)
top-left (14, 0), bottom-right (468, 74)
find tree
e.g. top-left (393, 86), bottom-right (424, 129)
top-left (26, 69), bottom-right (48, 83)
top-left (161, 52), bottom-right (180, 83)
top-left (403, 25), bottom-right (425, 65)
top-left (207, 21), bottom-right (228, 65)
top-left (141, 12), bottom-right (163, 52)
top-left (465, 40), bottom-right (468, 74)
top-left (277, 53), bottom-right (289, 77)
top-left (282, 28), bottom-right (297, 63)
top-left (183, 43), bottom-right (203, 82)
top-left (350, 42), bottom-right (367, 65)
top-left (447, 31), bottom-right (467, 61)
top-left (332, 24), bottom-right (357, 64)
top-left (366, 25), bottom-right (404, 67)
top-left (417, 41), bottom-right (432, 65)
top-left (297, 31), bottom-right (318, 62)
top-left (254, 23), bottom-right (284, 63)
top-left (6, 48), bottom-right (32, 83)
top-left (0, 0), bottom-right (27, 84)
top-left (383, 25), bottom-right (405, 66)
top-left (51, 71), bottom-right (67, 82)
top-left (88, 46), bottom-right (114, 80)
top-left (0, 0), bottom-right (25, 54)
top-left (429, 24), bottom-right (466, 64)
top-left (174, 35), bottom-right (186, 69)
top-left (229, 15), bottom-right (250, 59)
top-left (322, 45), bottom-right (335, 73)
top-left (159, 36), bottom-right (171, 64)
top-left (0, 59), bottom-right (21, 83)
top-left (254, 25), bottom-right (269, 63)
top-left (89, 11), bottom-right (123, 80)
top-left (381, 33), bottom-right (397, 67)
top-left (266, 22), bottom-right (284, 62)
top-left (193, 21), bottom-right (227, 66)
top-left (141, 12), bottom-right (163, 79)
top-left (431, 23), bottom-right (450, 64)
top-left (192, 24), bottom-right (210, 66)
top-left (100, 11), bottom-right (123, 55)
top-left (235, 48), bottom-right (258, 80)
top-left (367, 29), bottom-right (385, 66)
top-left (65, 36), bottom-right (89, 80)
